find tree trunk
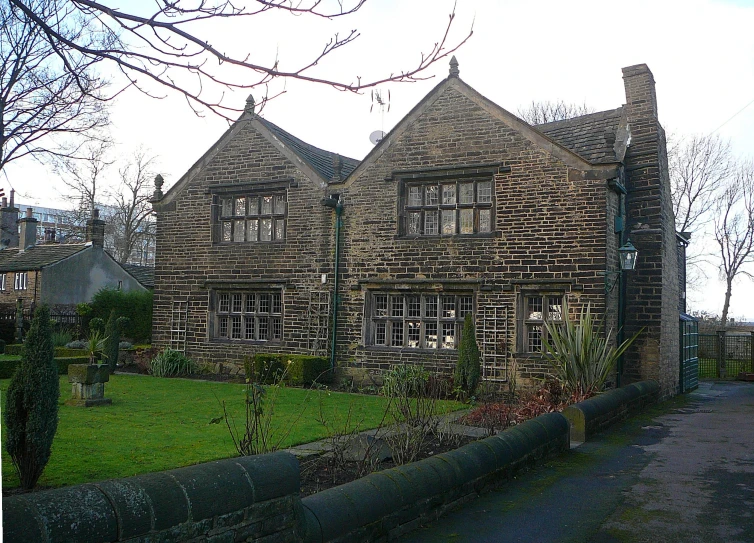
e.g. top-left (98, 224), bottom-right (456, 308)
top-left (721, 280), bottom-right (733, 327)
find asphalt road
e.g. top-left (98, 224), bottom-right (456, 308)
top-left (399, 380), bottom-right (754, 543)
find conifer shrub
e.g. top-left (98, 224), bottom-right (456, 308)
top-left (87, 289), bottom-right (152, 342)
top-left (3, 305), bottom-right (59, 490)
top-left (454, 314), bottom-right (481, 398)
top-left (104, 310), bottom-right (120, 371)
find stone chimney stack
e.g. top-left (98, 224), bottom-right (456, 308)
top-left (18, 207), bottom-right (38, 251)
top-left (1, 191), bottom-right (20, 248)
top-left (86, 208), bottom-right (106, 247)
top-left (622, 63), bottom-right (658, 119)
top-left (44, 228), bottom-right (56, 243)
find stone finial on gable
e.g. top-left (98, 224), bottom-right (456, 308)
top-left (449, 56), bottom-right (459, 78)
top-left (245, 94), bottom-right (255, 115)
top-left (152, 174), bottom-right (164, 201)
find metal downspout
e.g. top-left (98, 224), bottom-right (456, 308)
top-left (330, 201), bottom-right (343, 370)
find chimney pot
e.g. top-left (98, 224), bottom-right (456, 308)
top-left (86, 208), bottom-right (106, 247)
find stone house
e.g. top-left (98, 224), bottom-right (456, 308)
top-left (152, 61), bottom-right (680, 396)
top-left (0, 203), bottom-right (148, 308)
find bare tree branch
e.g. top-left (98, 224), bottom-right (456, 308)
top-left (8, 0), bottom-right (473, 119)
top-left (669, 133), bottom-right (733, 234)
top-left (108, 148), bottom-right (157, 264)
top-left (517, 100), bottom-right (594, 125)
top-left (714, 160), bottom-right (754, 326)
top-left (0, 0), bottom-right (110, 171)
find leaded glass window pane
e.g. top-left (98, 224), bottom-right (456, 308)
top-left (274, 194), bottom-right (286, 214)
top-left (460, 208), bottom-right (474, 234)
top-left (442, 184), bottom-right (456, 205)
top-left (232, 294), bottom-right (243, 313)
top-left (260, 218), bottom-right (272, 241)
top-left (275, 219), bottom-right (285, 240)
top-left (459, 183), bottom-right (474, 204)
top-left (233, 220), bottom-right (245, 242)
top-left (425, 185), bottom-right (439, 206)
top-left (408, 186), bottom-right (422, 206)
top-left (247, 219), bottom-right (259, 241)
top-left (222, 222), bottom-right (232, 241)
top-left (261, 196), bottom-right (273, 214)
top-left (407, 322), bottom-right (420, 348)
top-left (234, 197), bottom-right (245, 216)
top-left (375, 322), bottom-right (387, 345)
top-left (391, 323), bottom-right (404, 346)
top-left (477, 181), bottom-right (492, 203)
top-left (424, 322), bottom-right (438, 349)
top-left (441, 322), bottom-right (455, 349)
top-left (408, 212), bottom-right (421, 235)
top-left (442, 210), bottom-right (456, 235)
top-left (425, 211), bottom-right (439, 235)
top-left (221, 198), bottom-right (233, 216)
top-left (391, 296), bottom-right (403, 317)
top-left (219, 293), bottom-right (230, 312)
top-left (479, 209), bottom-right (491, 232)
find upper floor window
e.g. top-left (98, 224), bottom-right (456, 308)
top-left (218, 193), bottom-right (286, 243)
top-left (14, 272), bottom-right (27, 291)
top-left (367, 291), bottom-right (473, 350)
top-left (0, 273), bottom-right (6, 291)
top-left (522, 294), bottom-right (564, 353)
top-left (403, 180), bottom-right (493, 236)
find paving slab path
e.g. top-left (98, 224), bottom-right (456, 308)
top-left (400, 380), bottom-right (754, 543)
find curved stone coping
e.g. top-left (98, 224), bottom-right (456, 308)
top-left (2, 451), bottom-right (299, 543)
top-left (562, 380), bottom-right (660, 443)
top-left (300, 412), bottom-right (569, 543)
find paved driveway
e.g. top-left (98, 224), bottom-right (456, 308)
top-left (400, 381), bottom-right (754, 543)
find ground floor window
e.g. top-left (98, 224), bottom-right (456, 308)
top-left (367, 291), bottom-right (473, 350)
top-left (214, 291), bottom-right (282, 342)
top-left (521, 293), bottom-right (564, 352)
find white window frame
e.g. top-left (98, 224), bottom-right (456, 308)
top-left (14, 272), bottom-right (28, 291)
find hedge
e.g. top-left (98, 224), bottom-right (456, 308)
top-left (244, 354), bottom-right (332, 386)
top-left (5, 345), bottom-right (86, 357)
top-left (86, 289), bottom-right (153, 343)
top-left (0, 356), bottom-right (90, 379)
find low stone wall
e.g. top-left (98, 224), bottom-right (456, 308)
top-left (562, 380), bottom-right (660, 442)
top-left (2, 452), bottom-right (301, 543)
top-left (300, 412), bottom-right (570, 543)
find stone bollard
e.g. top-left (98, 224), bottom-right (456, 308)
top-left (66, 364), bottom-right (112, 407)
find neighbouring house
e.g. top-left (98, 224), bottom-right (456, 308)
top-left (0, 203), bottom-right (149, 308)
top-left (152, 60), bottom-right (682, 397)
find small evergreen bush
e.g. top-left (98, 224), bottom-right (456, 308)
top-left (65, 340), bottom-right (87, 350)
top-left (246, 353), bottom-right (332, 385)
top-left (89, 318), bottom-right (105, 334)
top-left (119, 341), bottom-right (133, 350)
top-left (454, 314), bottom-right (481, 398)
top-left (51, 330), bottom-right (73, 347)
top-left (104, 310), bottom-right (120, 371)
top-left (150, 349), bottom-right (196, 377)
top-left (3, 305), bottom-right (59, 490)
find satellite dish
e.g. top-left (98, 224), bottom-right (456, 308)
top-left (369, 130), bottom-right (386, 145)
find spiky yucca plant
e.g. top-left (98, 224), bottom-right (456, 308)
top-left (542, 303), bottom-right (641, 396)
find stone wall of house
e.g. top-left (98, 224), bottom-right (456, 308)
top-left (621, 64), bottom-right (680, 397)
top-left (152, 120), bottom-right (333, 369)
top-left (0, 270), bottom-right (40, 306)
top-left (335, 82), bottom-right (612, 386)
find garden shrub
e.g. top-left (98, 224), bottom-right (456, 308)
top-left (246, 353), bottom-right (332, 386)
top-left (104, 310), bottom-right (120, 371)
top-left (51, 329), bottom-right (73, 347)
top-left (54, 347), bottom-right (87, 357)
top-left (0, 338), bottom-right (6, 354)
top-left (119, 341), bottom-right (133, 350)
top-left (65, 340), bottom-right (87, 350)
top-left (150, 349), bottom-right (196, 377)
top-left (89, 318), bottom-right (105, 334)
top-left (542, 303), bottom-right (642, 396)
top-left (5, 344), bottom-right (23, 356)
top-left (88, 288), bottom-right (153, 343)
top-left (3, 305), bottom-right (59, 490)
top-left (0, 320), bottom-right (15, 344)
top-left (454, 314), bottom-right (481, 398)
top-left (0, 355), bottom-right (91, 379)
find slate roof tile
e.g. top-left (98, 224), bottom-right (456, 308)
top-left (259, 117), bottom-right (359, 182)
top-left (536, 107), bottom-right (624, 164)
top-left (0, 244), bottom-right (88, 272)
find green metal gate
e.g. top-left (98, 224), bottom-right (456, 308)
top-left (679, 314), bottom-right (698, 393)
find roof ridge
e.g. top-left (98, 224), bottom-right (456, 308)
top-left (535, 106), bottom-right (624, 129)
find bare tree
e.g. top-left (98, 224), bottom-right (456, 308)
top-left (55, 138), bottom-right (113, 241)
top-left (714, 161), bottom-right (754, 326)
top-left (0, 0), bottom-right (109, 171)
top-left (9, 0), bottom-right (473, 119)
top-left (517, 100), bottom-right (594, 125)
top-left (108, 149), bottom-right (157, 264)
top-left (670, 134), bottom-right (733, 233)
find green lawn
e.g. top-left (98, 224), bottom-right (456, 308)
top-left (1, 373), bottom-right (461, 490)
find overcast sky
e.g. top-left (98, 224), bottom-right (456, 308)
top-left (3, 0), bottom-right (753, 319)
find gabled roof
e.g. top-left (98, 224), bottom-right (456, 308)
top-left (258, 118), bottom-right (359, 181)
top-left (121, 263), bottom-right (155, 289)
top-left (0, 244), bottom-right (88, 272)
top-left (536, 108), bottom-right (624, 164)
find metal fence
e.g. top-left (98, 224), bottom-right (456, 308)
top-left (699, 332), bottom-right (754, 378)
